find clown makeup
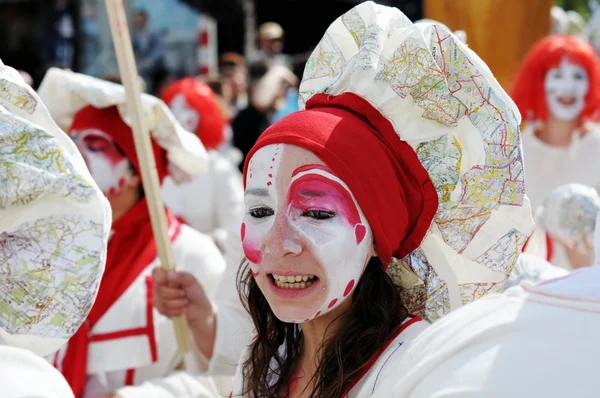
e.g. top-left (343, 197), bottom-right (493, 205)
top-left (242, 144), bottom-right (374, 323)
top-left (169, 93), bottom-right (200, 133)
top-left (544, 56), bottom-right (589, 121)
top-left (70, 128), bottom-right (134, 198)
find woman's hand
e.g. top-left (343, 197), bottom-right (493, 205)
top-left (152, 268), bottom-right (217, 358)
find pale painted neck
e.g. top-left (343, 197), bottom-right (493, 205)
top-left (535, 115), bottom-right (580, 147)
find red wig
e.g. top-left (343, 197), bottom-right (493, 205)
top-left (162, 78), bottom-right (225, 150)
top-left (511, 35), bottom-right (600, 123)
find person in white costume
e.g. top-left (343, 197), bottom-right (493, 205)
top-left (155, 2), bottom-right (533, 396)
top-left (36, 68), bottom-right (226, 398)
top-left (161, 77), bottom-right (245, 253)
top-left (512, 35), bottom-right (600, 269)
top-left (0, 61), bottom-right (111, 398)
top-left (391, 210), bottom-right (600, 398)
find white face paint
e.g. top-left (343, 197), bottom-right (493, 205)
top-left (242, 144), bottom-right (373, 323)
top-left (544, 57), bottom-right (589, 121)
top-left (169, 93), bottom-right (200, 133)
top-left (70, 128), bottom-right (134, 197)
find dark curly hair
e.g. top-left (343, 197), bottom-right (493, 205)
top-left (236, 256), bottom-right (409, 397)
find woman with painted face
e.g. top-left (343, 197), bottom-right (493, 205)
top-left (512, 36), bottom-right (600, 269)
top-left (154, 2), bottom-right (533, 397)
top-left (37, 68), bottom-right (226, 398)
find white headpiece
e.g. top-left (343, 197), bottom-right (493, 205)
top-left (0, 63), bottom-right (111, 355)
top-left (299, 1), bottom-right (534, 321)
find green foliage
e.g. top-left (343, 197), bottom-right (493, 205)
top-left (555, 0), bottom-right (593, 20)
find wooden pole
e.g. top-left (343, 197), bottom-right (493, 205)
top-left (424, 0), bottom-right (552, 92)
top-left (104, 0), bottom-right (191, 353)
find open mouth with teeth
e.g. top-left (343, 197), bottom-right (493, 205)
top-left (270, 273), bottom-right (318, 289)
top-left (557, 96), bottom-right (576, 106)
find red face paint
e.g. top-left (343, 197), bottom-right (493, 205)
top-left (287, 172), bottom-right (365, 245)
top-left (343, 279), bottom-right (355, 297)
top-left (82, 133), bottom-right (127, 166)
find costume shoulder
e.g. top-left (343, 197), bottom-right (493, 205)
top-left (393, 280), bottom-right (600, 397)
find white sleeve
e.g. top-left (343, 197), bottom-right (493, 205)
top-left (186, 225), bottom-right (254, 377)
top-left (211, 154), bottom-right (245, 251)
top-left (116, 372), bottom-right (223, 398)
top-left (177, 226), bottom-right (227, 299)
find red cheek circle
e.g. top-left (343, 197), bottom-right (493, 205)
top-left (328, 298), bottom-right (338, 308)
top-left (343, 280), bottom-right (355, 297)
top-left (241, 223), bottom-right (246, 241)
top-left (355, 224), bottom-right (366, 245)
top-left (243, 242), bottom-right (263, 265)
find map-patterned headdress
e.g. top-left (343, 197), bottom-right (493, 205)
top-left (37, 68), bottom-right (208, 178)
top-left (279, 1), bottom-right (534, 321)
top-left (0, 63), bottom-right (111, 355)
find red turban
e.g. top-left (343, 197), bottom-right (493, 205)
top-left (69, 105), bottom-right (169, 183)
top-left (243, 93), bottom-right (438, 266)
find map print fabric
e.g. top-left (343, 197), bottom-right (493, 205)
top-left (0, 63), bottom-right (111, 356)
top-left (299, 1), bottom-right (534, 322)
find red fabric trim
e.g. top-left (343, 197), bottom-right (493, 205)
top-left (125, 369), bottom-right (135, 386)
top-left (342, 316), bottom-right (423, 397)
top-left (87, 278), bottom-right (161, 365)
top-left (145, 275), bottom-right (159, 362)
top-left (545, 232), bottom-right (554, 262)
top-left (90, 327), bottom-right (148, 342)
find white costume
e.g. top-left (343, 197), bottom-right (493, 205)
top-left (0, 345), bottom-right (74, 398)
top-left (162, 150), bottom-right (245, 252)
top-left (397, 213), bottom-right (600, 397)
top-left (230, 2), bottom-right (533, 396)
top-left (394, 265), bottom-right (600, 397)
top-left (52, 225), bottom-right (226, 398)
top-left (522, 128), bottom-right (600, 269)
top-left (521, 125), bottom-right (600, 212)
top-left (38, 68), bottom-right (228, 398)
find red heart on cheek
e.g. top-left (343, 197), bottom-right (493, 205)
top-left (355, 224), bottom-right (366, 245)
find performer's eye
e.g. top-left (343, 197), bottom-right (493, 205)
top-left (250, 207), bottom-right (274, 219)
top-left (302, 210), bottom-right (336, 220)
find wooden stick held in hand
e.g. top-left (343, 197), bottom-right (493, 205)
top-left (104, 0), bottom-right (191, 353)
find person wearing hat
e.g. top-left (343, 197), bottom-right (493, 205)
top-left (154, 2), bottom-right (533, 396)
top-left (0, 62), bottom-right (111, 398)
top-left (247, 22), bottom-right (291, 70)
top-left (37, 68), bottom-right (226, 398)
top-left (161, 77), bottom-right (245, 253)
